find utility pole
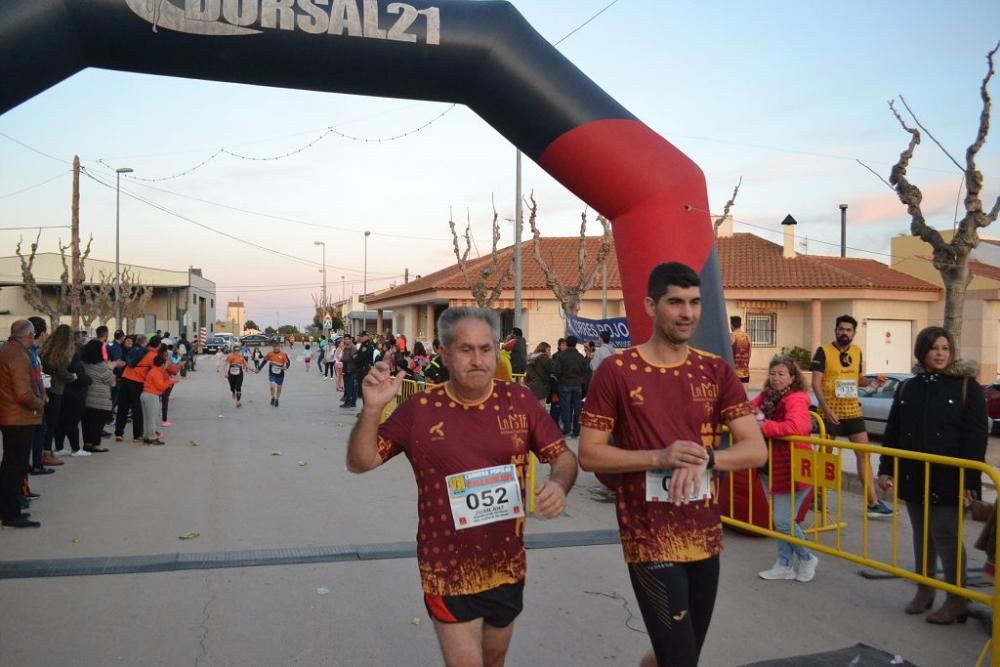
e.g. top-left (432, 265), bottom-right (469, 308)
top-left (115, 166), bottom-right (133, 329)
top-left (601, 258), bottom-right (608, 320)
top-left (70, 155), bottom-right (81, 330)
top-left (513, 149), bottom-right (523, 329)
top-left (314, 240), bottom-right (327, 307)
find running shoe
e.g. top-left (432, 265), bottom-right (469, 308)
top-left (55, 449), bottom-right (71, 457)
top-left (867, 501), bottom-right (896, 518)
top-left (161, 421), bottom-right (174, 427)
top-left (236, 402), bottom-right (242, 408)
top-left (71, 449), bottom-right (92, 457)
top-left (759, 562), bottom-right (797, 580)
top-left (795, 554), bottom-right (819, 582)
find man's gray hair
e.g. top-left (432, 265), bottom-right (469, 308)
top-left (10, 319), bottom-right (35, 341)
top-left (437, 307), bottom-right (501, 347)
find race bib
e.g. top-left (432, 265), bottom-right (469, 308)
top-left (269, 362), bottom-right (285, 375)
top-left (445, 464), bottom-right (523, 530)
top-left (645, 469), bottom-right (712, 503)
top-left (42, 373), bottom-right (52, 389)
top-left (229, 364), bottom-right (242, 376)
top-left (835, 379), bottom-right (858, 398)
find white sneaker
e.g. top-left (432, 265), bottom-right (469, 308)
top-left (758, 562), bottom-right (796, 580)
top-left (54, 449), bottom-right (71, 457)
top-left (71, 449), bottom-right (92, 457)
top-left (795, 554), bottom-right (819, 583)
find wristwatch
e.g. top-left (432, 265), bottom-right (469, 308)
top-left (706, 447), bottom-right (715, 470)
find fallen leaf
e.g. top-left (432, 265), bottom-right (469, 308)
top-left (271, 451), bottom-right (282, 456)
top-left (71, 538), bottom-right (80, 544)
top-left (178, 531), bottom-right (201, 540)
top-left (297, 461), bottom-right (308, 467)
top-left (411, 617), bottom-right (421, 626)
top-left (190, 440), bottom-right (199, 447)
top-left (316, 587), bottom-right (330, 595)
top-left (217, 414), bottom-right (224, 418)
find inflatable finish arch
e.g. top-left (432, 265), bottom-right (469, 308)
top-left (0, 0), bottom-right (729, 356)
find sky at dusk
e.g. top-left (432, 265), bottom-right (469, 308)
top-left (2, 0), bottom-right (999, 328)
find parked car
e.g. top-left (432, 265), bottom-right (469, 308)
top-left (240, 334), bottom-right (269, 347)
top-left (984, 381), bottom-right (1000, 434)
top-left (203, 335), bottom-right (228, 354)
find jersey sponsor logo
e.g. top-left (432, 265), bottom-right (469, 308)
top-left (690, 382), bottom-right (719, 401)
top-left (629, 386), bottom-right (645, 406)
top-left (496, 413), bottom-right (528, 434)
top-left (126, 0), bottom-right (441, 44)
top-left (428, 421), bottom-right (445, 440)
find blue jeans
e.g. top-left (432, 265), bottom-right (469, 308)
top-left (764, 483), bottom-right (814, 566)
top-left (342, 370), bottom-right (356, 405)
top-left (558, 384), bottom-right (582, 436)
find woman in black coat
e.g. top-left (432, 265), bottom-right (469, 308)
top-left (878, 326), bottom-right (987, 625)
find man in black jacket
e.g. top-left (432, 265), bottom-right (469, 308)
top-left (552, 335), bottom-right (588, 437)
top-left (355, 332), bottom-right (375, 406)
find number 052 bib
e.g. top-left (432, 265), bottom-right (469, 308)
top-left (445, 464), bottom-right (523, 530)
top-left (645, 469), bottom-right (712, 503)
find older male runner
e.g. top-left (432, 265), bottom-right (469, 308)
top-left (579, 262), bottom-right (766, 667)
top-left (347, 307), bottom-right (577, 667)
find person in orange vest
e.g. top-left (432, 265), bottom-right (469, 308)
top-left (263, 341), bottom-right (291, 407)
top-left (115, 335), bottom-right (160, 442)
top-left (140, 355), bottom-right (178, 445)
top-left (224, 348), bottom-right (252, 408)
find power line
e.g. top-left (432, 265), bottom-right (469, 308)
top-left (0, 224), bottom-right (71, 231)
top-left (80, 168), bottom-right (398, 276)
top-left (0, 171), bottom-right (70, 199)
top-left (0, 131), bottom-right (72, 165)
top-left (553, 0), bottom-right (624, 45)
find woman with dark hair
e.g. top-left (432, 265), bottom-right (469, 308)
top-left (751, 355), bottom-right (818, 582)
top-left (40, 324), bottom-right (80, 458)
top-left (409, 341), bottom-right (429, 382)
top-left (879, 326), bottom-right (988, 624)
top-left (54, 328), bottom-right (91, 456)
top-left (81, 338), bottom-right (114, 453)
top-left (525, 342), bottom-right (553, 404)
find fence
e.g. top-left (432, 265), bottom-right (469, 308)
top-left (721, 433), bottom-right (1000, 666)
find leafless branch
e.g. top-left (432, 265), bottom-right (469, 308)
top-left (988, 194), bottom-right (1000, 224)
top-left (898, 95), bottom-right (965, 173)
top-left (713, 177), bottom-right (742, 237)
top-left (855, 159), bottom-right (895, 191)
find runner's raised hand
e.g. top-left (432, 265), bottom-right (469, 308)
top-left (361, 360), bottom-right (407, 409)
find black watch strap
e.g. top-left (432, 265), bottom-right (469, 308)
top-left (706, 447), bottom-right (716, 470)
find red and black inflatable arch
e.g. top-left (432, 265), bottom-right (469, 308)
top-left (0, 0), bottom-right (729, 357)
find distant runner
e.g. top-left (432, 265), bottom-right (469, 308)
top-left (264, 341), bottom-right (291, 407)
top-left (224, 348), bottom-right (251, 408)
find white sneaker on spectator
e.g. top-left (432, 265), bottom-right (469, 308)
top-left (55, 449), bottom-right (71, 457)
top-left (71, 449), bottom-right (92, 457)
top-left (795, 554), bottom-right (819, 582)
top-left (758, 562), bottom-right (796, 580)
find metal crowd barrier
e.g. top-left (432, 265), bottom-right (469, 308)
top-left (721, 433), bottom-right (1000, 666)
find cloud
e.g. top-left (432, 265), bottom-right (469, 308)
top-left (851, 175), bottom-right (966, 226)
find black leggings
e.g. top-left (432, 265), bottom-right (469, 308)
top-left (228, 373), bottom-right (244, 398)
top-left (627, 556), bottom-right (720, 667)
top-left (324, 361), bottom-right (335, 378)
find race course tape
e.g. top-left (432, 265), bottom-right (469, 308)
top-left (0, 530), bottom-right (621, 579)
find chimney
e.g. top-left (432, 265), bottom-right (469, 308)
top-left (716, 214), bottom-right (734, 238)
top-left (781, 214), bottom-right (798, 259)
top-left (404, 268), bottom-right (409, 284)
top-left (839, 204), bottom-right (848, 257)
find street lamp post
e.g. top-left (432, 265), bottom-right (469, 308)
top-left (115, 166), bottom-right (133, 328)
top-left (314, 241), bottom-right (327, 306)
top-left (363, 230), bottom-right (371, 333)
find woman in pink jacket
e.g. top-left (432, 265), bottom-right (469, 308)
top-left (750, 355), bottom-right (819, 583)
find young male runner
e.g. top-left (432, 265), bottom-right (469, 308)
top-left (347, 307), bottom-right (578, 667)
top-left (579, 262), bottom-right (766, 667)
top-left (263, 341), bottom-right (290, 407)
top-left (224, 348), bottom-right (251, 408)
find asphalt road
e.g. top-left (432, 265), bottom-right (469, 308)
top-left (0, 357), bottom-right (991, 666)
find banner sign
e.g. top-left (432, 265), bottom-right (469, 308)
top-left (565, 314), bottom-right (631, 348)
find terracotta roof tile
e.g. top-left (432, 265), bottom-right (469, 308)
top-left (367, 232), bottom-right (938, 304)
top-left (971, 259), bottom-right (1000, 282)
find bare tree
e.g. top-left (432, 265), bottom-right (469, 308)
top-left (887, 42), bottom-right (999, 356)
top-left (713, 177), bottom-right (743, 238)
top-left (448, 202), bottom-right (513, 308)
top-left (119, 267), bottom-right (153, 327)
top-left (80, 270), bottom-right (118, 331)
top-left (15, 230), bottom-right (62, 326)
top-left (526, 193), bottom-right (613, 316)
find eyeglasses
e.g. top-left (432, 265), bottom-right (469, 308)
top-left (839, 352), bottom-right (852, 368)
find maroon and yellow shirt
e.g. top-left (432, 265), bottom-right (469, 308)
top-left (730, 330), bottom-right (751, 380)
top-left (377, 380), bottom-right (568, 596)
top-left (582, 347), bottom-right (752, 564)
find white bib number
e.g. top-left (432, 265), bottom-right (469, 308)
top-left (835, 379), bottom-right (858, 398)
top-left (445, 464), bottom-right (523, 530)
top-left (645, 469), bottom-right (712, 503)
top-left (229, 364), bottom-right (242, 376)
top-left (269, 362), bottom-right (284, 375)
top-left (42, 373), bottom-right (52, 389)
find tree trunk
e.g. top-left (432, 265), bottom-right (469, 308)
top-left (941, 256), bottom-right (973, 358)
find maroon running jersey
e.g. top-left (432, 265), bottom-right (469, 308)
top-left (377, 380), bottom-right (568, 596)
top-left (582, 347), bottom-right (752, 563)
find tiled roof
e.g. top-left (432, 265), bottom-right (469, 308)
top-left (970, 259), bottom-right (1000, 282)
top-left (367, 233), bottom-right (938, 304)
top-left (717, 234), bottom-right (939, 291)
